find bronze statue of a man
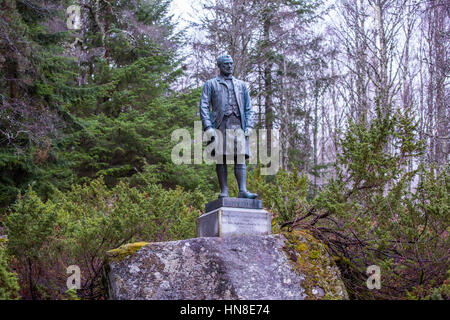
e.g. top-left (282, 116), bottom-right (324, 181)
top-left (199, 54), bottom-right (258, 199)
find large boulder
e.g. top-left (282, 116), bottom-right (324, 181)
top-left (105, 231), bottom-right (348, 300)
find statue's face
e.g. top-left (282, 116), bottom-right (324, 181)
top-left (218, 57), bottom-right (234, 76)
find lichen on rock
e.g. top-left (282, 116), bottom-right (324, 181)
top-left (106, 242), bottom-right (149, 263)
top-left (282, 229), bottom-right (348, 300)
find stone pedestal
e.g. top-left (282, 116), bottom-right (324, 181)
top-left (197, 198), bottom-right (271, 237)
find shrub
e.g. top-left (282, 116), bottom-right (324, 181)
top-left (279, 108), bottom-right (449, 299)
top-left (5, 176), bottom-right (205, 299)
top-left (5, 188), bottom-right (61, 299)
top-left (0, 239), bottom-right (20, 300)
top-left (237, 166), bottom-right (310, 227)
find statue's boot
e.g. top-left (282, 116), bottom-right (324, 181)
top-left (216, 164), bottom-right (229, 198)
top-left (234, 164), bottom-right (258, 199)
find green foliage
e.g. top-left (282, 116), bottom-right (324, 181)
top-left (254, 106), bottom-right (448, 300)
top-left (0, 0), bottom-right (212, 214)
top-left (0, 1), bottom-right (89, 210)
top-left (63, 287), bottom-right (81, 300)
top-left (243, 166), bottom-right (309, 226)
top-left (0, 147), bottom-right (77, 215)
top-left (301, 108), bottom-right (448, 299)
top-left (406, 270), bottom-right (450, 300)
top-left (4, 188), bottom-right (61, 299)
top-left (0, 1), bottom-right (215, 299)
top-left (4, 176), bottom-right (204, 299)
top-left (58, 87), bottom-right (215, 193)
top-left (0, 239), bottom-right (20, 300)
top-left (6, 188), bottom-right (58, 261)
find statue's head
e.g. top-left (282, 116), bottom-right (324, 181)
top-left (217, 54), bottom-right (234, 76)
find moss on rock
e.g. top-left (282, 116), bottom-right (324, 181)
top-left (107, 242), bottom-right (149, 263)
top-left (282, 229), bottom-right (348, 300)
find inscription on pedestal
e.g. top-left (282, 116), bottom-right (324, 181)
top-left (197, 207), bottom-right (271, 237)
top-left (221, 210), bottom-right (270, 235)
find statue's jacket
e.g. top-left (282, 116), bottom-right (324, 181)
top-left (199, 75), bottom-right (255, 132)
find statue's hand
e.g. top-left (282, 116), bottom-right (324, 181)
top-left (244, 128), bottom-right (253, 137)
top-left (206, 127), bottom-right (217, 138)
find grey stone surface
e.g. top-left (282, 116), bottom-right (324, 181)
top-left (205, 197), bottom-right (262, 212)
top-left (197, 208), bottom-right (271, 237)
top-left (106, 234), bottom-right (348, 300)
